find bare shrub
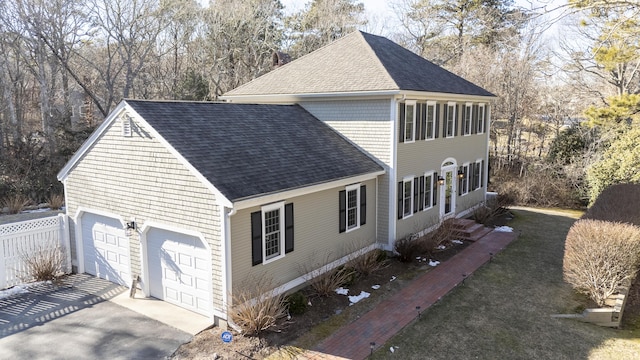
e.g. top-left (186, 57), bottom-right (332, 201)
top-left (344, 239), bottom-right (388, 276)
top-left (394, 234), bottom-right (420, 262)
top-left (472, 193), bottom-right (513, 225)
top-left (419, 219), bottom-right (458, 253)
top-left (229, 275), bottom-right (287, 335)
top-left (21, 241), bottom-right (65, 282)
top-left (348, 249), bottom-right (388, 277)
top-left (47, 194), bottom-right (64, 210)
top-left (563, 219), bottom-right (640, 307)
top-left (299, 252), bottom-right (356, 297)
top-left (2, 194), bottom-right (30, 214)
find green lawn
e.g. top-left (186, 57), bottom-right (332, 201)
top-left (371, 208), bottom-right (640, 359)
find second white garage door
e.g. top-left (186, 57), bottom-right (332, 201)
top-left (147, 228), bottom-right (211, 316)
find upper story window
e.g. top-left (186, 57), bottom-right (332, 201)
top-left (463, 104), bottom-right (472, 136)
top-left (398, 101), bottom-right (418, 143)
top-left (339, 184), bottom-right (366, 233)
top-left (404, 101), bottom-right (416, 142)
top-left (477, 104), bottom-right (486, 134)
top-left (426, 102), bottom-right (436, 140)
top-left (445, 102), bottom-right (456, 138)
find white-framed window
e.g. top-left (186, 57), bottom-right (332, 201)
top-left (463, 103), bottom-right (472, 136)
top-left (426, 101), bottom-right (436, 140)
top-left (262, 202), bottom-right (284, 262)
top-left (477, 104), bottom-right (485, 134)
top-left (404, 101), bottom-right (416, 142)
top-left (460, 164), bottom-right (469, 195)
top-left (424, 172), bottom-right (434, 209)
top-left (397, 177), bottom-right (414, 219)
top-left (346, 184), bottom-right (360, 231)
top-left (473, 161), bottom-right (482, 190)
top-left (446, 102), bottom-right (456, 138)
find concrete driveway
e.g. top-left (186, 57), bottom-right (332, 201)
top-left (0, 274), bottom-right (194, 360)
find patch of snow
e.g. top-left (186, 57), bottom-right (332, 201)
top-left (428, 260), bottom-right (440, 267)
top-left (437, 245), bottom-right (446, 250)
top-left (416, 256), bottom-right (421, 260)
top-left (0, 281), bottom-right (48, 300)
top-left (0, 285), bottom-right (29, 299)
top-left (371, 284), bottom-right (380, 290)
top-left (421, 257), bottom-right (427, 262)
top-left (22, 208), bottom-right (52, 213)
top-left (390, 347), bottom-right (395, 353)
top-left (494, 226), bottom-right (514, 233)
top-left (390, 276), bottom-right (396, 282)
top-left (348, 291), bottom-right (370, 305)
top-left (452, 239), bottom-right (464, 244)
top-left (335, 287), bottom-right (349, 295)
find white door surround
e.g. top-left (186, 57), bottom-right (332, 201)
top-left (440, 159), bottom-right (457, 219)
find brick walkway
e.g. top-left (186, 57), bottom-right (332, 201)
top-left (294, 229), bottom-right (518, 360)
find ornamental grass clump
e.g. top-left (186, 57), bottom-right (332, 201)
top-left (229, 276), bottom-right (287, 335)
top-left (563, 219), bottom-right (640, 307)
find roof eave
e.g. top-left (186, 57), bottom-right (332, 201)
top-left (220, 90), bottom-right (402, 103)
top-left (231, 169), bottom-right (386, 211)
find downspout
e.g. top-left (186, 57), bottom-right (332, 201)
top-left (223, 206), bottom-right (242, 332)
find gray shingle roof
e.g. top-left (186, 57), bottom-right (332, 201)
top-left (125, 100), bottom-right (384, 202)
top-left (224, 31), bottom-right (494, 97)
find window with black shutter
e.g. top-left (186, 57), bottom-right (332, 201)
top-left (250, 202), bottom-right (293, 266)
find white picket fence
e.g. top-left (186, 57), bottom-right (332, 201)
top-left (0, 214), bottom-right (71, 289)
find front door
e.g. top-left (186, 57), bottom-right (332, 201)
top-left (440, 163), bottom-right (457, 218)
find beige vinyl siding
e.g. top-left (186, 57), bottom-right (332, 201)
top-left (376, 174), bottom-right (389, 244)
top-left (64, 115), bottom-right (225, 310)
top-left (395, 101), bottom-right (489, 241)
top-left (230, 178), bottom-right (377, 293)
top-left (300, 99), bottom-right (392, 166)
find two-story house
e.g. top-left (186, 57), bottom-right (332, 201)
top-left (57, 30), bottom-right (495, 326)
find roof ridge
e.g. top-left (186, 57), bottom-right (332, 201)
top-left (356, 31), bottom-right (400, 90)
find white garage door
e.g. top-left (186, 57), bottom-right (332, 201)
top-left (81, 213), bottom-right (131, 286)
top-left (147, 228), bottom-right (211, 316)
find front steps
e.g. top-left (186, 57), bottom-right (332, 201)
top-left (450, 218), bottom-right (493, 242)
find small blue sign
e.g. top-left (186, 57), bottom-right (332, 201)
top-left (221, 331), bottom-right (233, 343)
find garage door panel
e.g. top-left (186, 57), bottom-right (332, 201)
top-left (148, 228), bottom-right (211, 316)
top-left (82, 213), bottom-right (131, 287)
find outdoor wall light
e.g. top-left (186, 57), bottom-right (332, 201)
top-left (457, 170), bottom-right (464, 179)
top-left (126, 221), bottom-right (136, 230)
top-left (438, 176), bottom-right (445, 185)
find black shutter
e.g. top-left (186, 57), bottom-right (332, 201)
top-left (413, 177), bottom-right (419, 214)
top-left (481, 160), bottom-right (486, 188)
top-left (251, 211), bottom-right (262, 266)
top-left (442, 104), bottom-right (448, 138)
top-left (483, 106), bottom-right (488, 133)
top-left (472, 104), bottom-right (478, 134)
top-left (420, 103), bottom-right (427, 140)
top-left (399, 102), bottom-right (405, 143)
top-left (419, 176), bottom-right (425, 211)
top-left (471, 163), bottom-right (478, 190)
top-left (456, 104), bottom-right (462, 137)
top-left (397, 182), bottom-right (403, 219)
top-left (285, 203), bottom-right (294, 253)
top-left (339, 190), bottom-right (346, 233)
top-left (415, 103), bottom-right (422, 141)
top-left (435, 103), bottom-right (440, 138)
top-left (433, 172), bottom-right (438, 206)
top-left (360, 185), bottom-right (367, 226)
